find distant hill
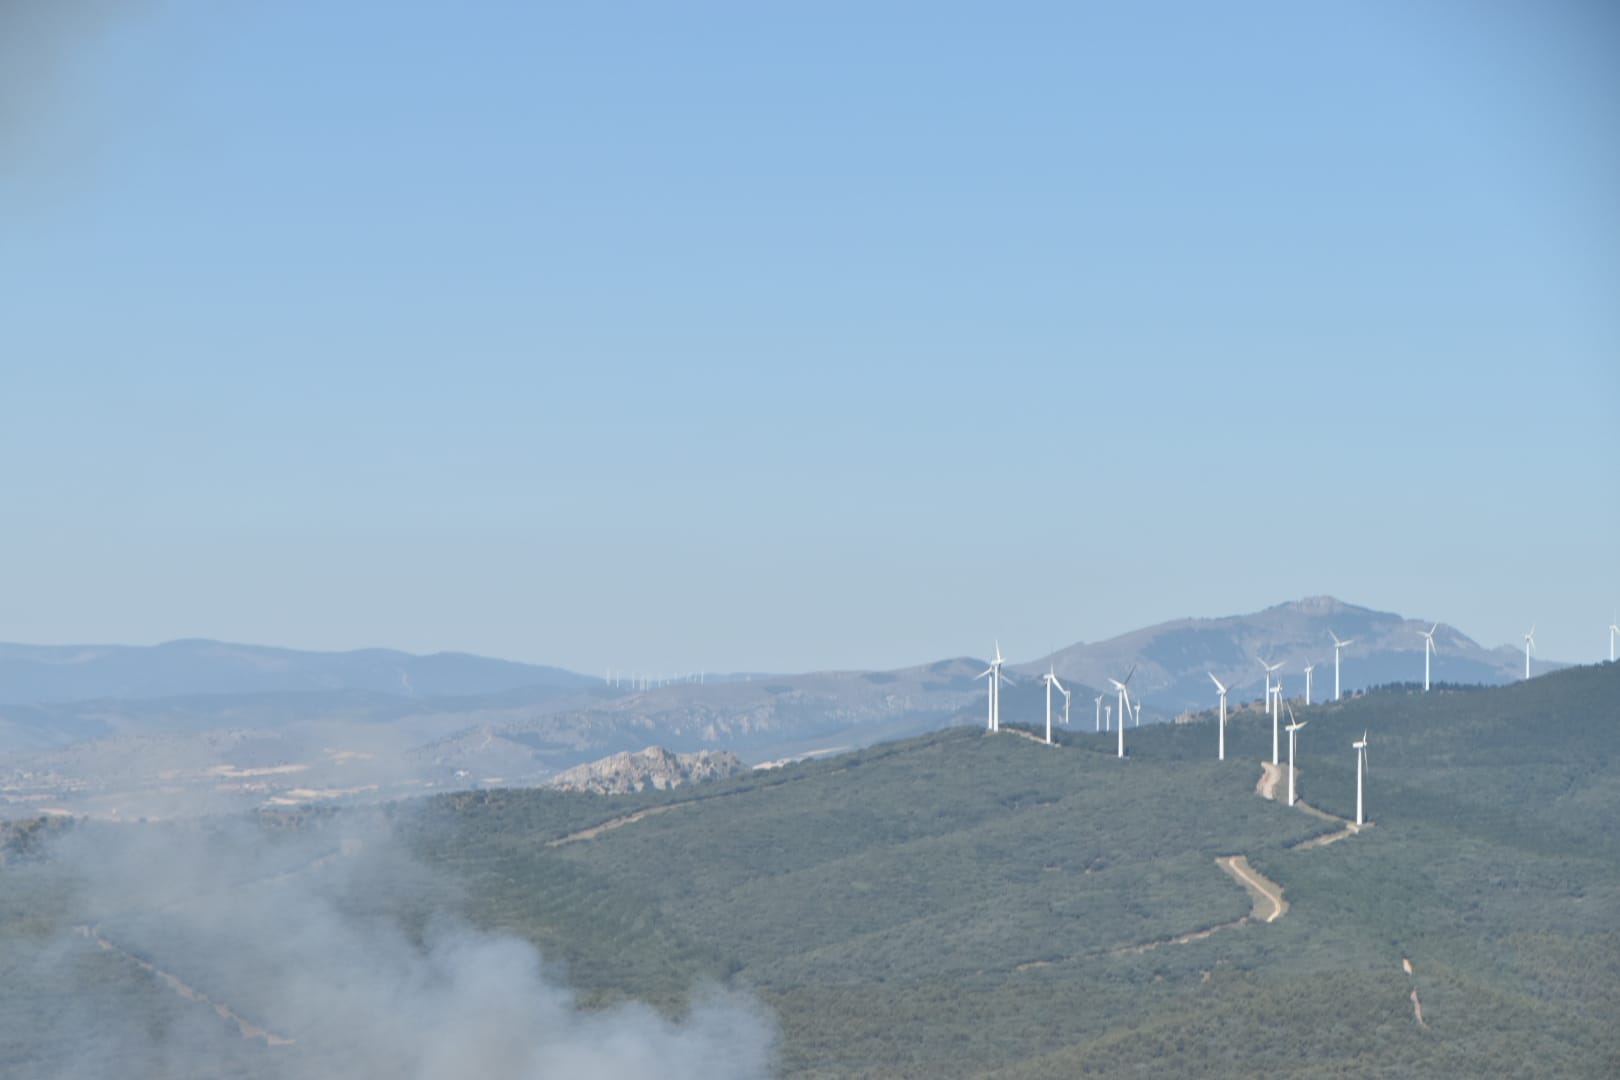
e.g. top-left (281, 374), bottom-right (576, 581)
top-left (412, 657), bottom-right (987, 783)
top-left (1018, 596), bottom-right (1559, 712)
top-left (0, 640), bottom-right (594, 704)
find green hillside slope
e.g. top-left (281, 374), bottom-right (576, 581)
top-left (1, 665), bottom-right (1616, 1077)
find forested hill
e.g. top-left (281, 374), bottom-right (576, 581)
top-left (2, 664), bottom-right (1616, 1076)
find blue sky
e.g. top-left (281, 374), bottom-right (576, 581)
top-left (2, 1), bottom-right (1616, 674)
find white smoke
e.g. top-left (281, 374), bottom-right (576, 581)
top-left (11, 811), bottom-right (776, 1079)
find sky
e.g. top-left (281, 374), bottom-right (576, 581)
top-left (2, 0), bottom-right (1617, 675)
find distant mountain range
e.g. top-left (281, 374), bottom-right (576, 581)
top-left (0, 640), bottom-right (594, 704)
top-left (0, 599), bottom-right (1577, 818)
top-left (1017, 596), bottom-right (1559, 713)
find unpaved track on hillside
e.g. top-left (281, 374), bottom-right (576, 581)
top-left (544, 738), bottom-right (940, 848)
top-left (76, 926), bottom-right (294, 1046)
top-left (1291, 799), bottom-right (1367, 847)
top-left (545, 802), bottom-right (693, 846)
top-left (1255, 762), bottom-right (1368, 846)
top-left (1256, 761), bottom-right (1283, 800)
top-left (1110, 855), bottom-right (1288, 955)
top-left (1218, 854), bottom-right (1287, 922)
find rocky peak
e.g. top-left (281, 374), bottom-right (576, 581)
top-left (543, 746), bottom-right (747, 795)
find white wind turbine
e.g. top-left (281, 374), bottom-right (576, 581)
top-left (1042, 667), bottom-right (1070, 746)
top-left (1208, 672), bottom-right (1229, 761)
top-left (1258, 658), bottom-right (1284, 764)
top-left (1420, 623), bottom-right (1438, 692)
top-left (1284, 704), bottom-right (1307, 807)
top-left (1522, 625), bottom-right (1536, 680)
top-left (1352, 730), bottom-right (1370, 826)
top-left (978, 642), bottom-right (1013, 732)
top-left (1610, 618), bottom-right (1619, 663)
top-left (1107, 666), bottom-right (1135, 759)
top-left (1329, 630), bottom-right (1354, 701)
top-left (1094, 693), bottom-right (1105, 732)
top-left (1104, 704), bottom-right (1112, 731)
top-left (1133, 701), bottom-right (1142, 728)
top-left (1303, 661), bottom-right (1316, 706)
top-left (1269, 682), bottom-right (1283, 765)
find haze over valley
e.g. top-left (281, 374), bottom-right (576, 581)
top-left (0, 596), bottom-right (1578, 822)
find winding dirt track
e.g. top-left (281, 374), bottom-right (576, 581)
top-left (1218, 855), bottom-right (1287, 922)
top-left (1110, 855), bottom-right (1289, 955)
top-left (544, 802), bottom-right (692, 846)
top-left (76, 926), bottom-right (294, 1046)
top-left (1255, 761), bottom-right (1284, 800)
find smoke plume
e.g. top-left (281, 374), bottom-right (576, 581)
top-left (4, 809), bottom-right (776, 1079)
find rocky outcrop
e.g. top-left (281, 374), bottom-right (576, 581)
top-left (543, 746), bottom-right (746, 795)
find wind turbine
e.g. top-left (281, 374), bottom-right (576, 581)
top-left (1133, 701), bottom-right (1142, 728)
top-left (1104, 704), bottom-right (1112, 731)
top-left (1353, 730), bottom-right (1369, 826)
top-left (1259, 658), bottom-right (1283, 764)
top-left (1094, 693), bottom-right (1105, 732)
top-left (1330, 631), bottom-right (1354, 701)
top-left (1522, 625), bottom-right (1535, 680)
top-left (977, 642), bottom-right (1013, 732)
top-left (1610, 619), bottom-right (1619, 663)
top-left (1042, 667), bottom-right (1069, 746)
top-left (1284, 705), bottom-right (1307, 807)
top-left (1258, 657), bottom-right (1282, 708)
top-left (1420, 623), bottom-right (1438, 692)
top-left (1208, 672), bottom-right (1229, 761)
top-left (1303, 661), bottom-right (1316, 706)
top-left (1107, 666), bottom-right (1135, 759)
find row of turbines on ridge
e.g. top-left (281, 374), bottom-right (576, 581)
top-left (976, 619), bottom-right (1609, 829)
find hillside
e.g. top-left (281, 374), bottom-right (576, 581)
top-left (1, 664), bottom-right (1615, 1076)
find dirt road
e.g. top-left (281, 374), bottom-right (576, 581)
top-left (1218, 854), bottom-right (1287, 922)
top-left (1110, 854), bottom-right (1289, 955)
top-left (544, 802), bottom-right (691, 847)
top-left (1256, 761), bottom-right (1284, 800)
top-left (77, 926), bottom-right (293, 1046)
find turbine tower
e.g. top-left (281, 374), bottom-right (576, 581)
top-left (1208, 672), bottom-right (1229, 761)
top-left (1303, 661), bottom-right (1316, 706)
top-left (1269, 683), bottom-right (1283, 765)
top-left (1042, 667), bottom-right (1069, 746)
top-left (1104, 704), bottom-right (1112, 731)
top-left (1258, 658), bottom-right (1283, 764)
top-left (1094, 693), bottom-right (1105, 732)
top-left (1330, 631), bottom-right (1354, 701)
top-left (1284, 705), bottom-right (1307, 807)
top-left (1610, 619), bottom-right (1619, 663)
top-left (1107, 666), bottom-right (1135, 759)
top-left (977, 642), bottom-right (1012, 732)
top-left (1353, 730), bottom-right (1370, 826)
top-left (1523, 625), bottom-right (1536, 680)
top-left (1420, 623), bottom-right (1438, 692)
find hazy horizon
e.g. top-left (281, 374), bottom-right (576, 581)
top-left (3, 2), bottom-right (1616, 675)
